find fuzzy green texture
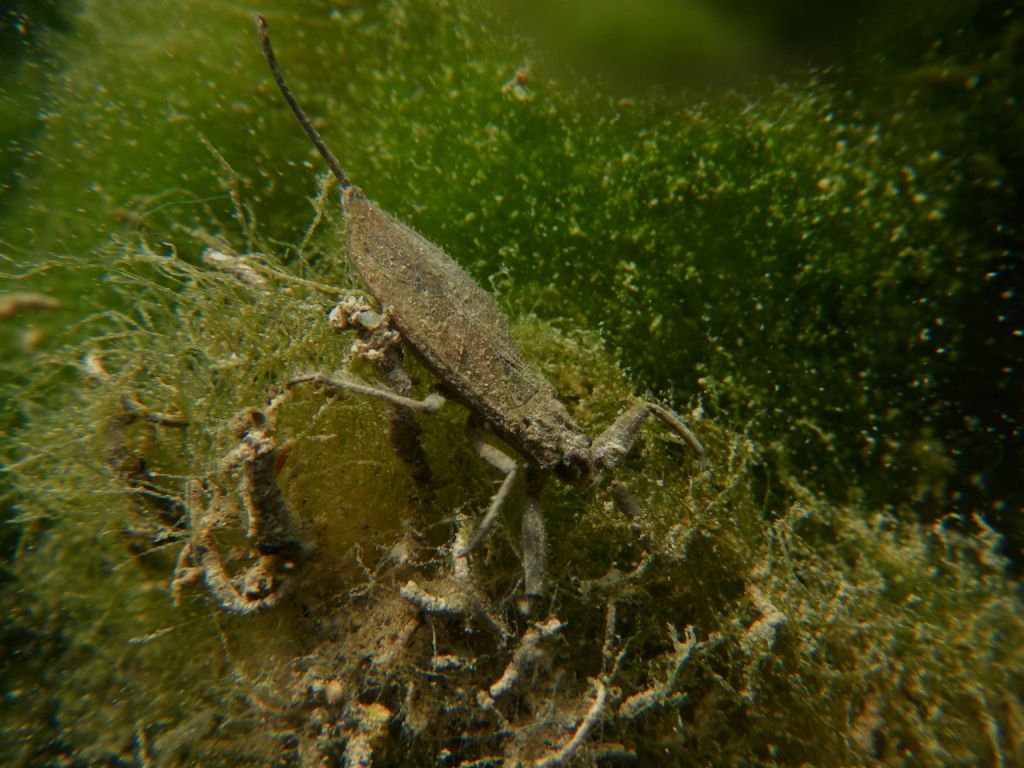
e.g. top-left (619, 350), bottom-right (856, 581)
top-left (2, 0), bottom-right (1020, 538)
top-left (2, 0), bottom-right (1022, 765)
top-left (5, 228), bottom-right (1022, 765)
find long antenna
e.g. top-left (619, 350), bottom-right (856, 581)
top-left (256, 15), bottom-right (352, 190)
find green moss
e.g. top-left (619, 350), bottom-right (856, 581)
top-left (3, 189), bottom-right (1021, 765)
top-left (4, 0), bottom-right (1020, 536)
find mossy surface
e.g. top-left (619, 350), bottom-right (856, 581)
top-left (7, 0), bottom-right (1019, 547)
top-left (1, 0), bottom-right (1022, 766)
top-left (5, 231), bottom-right (1022, 765)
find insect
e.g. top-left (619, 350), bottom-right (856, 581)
top-left (255, 15), bottom-right (706, 603)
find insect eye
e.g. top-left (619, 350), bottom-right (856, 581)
top-left (554, 463), bottom-right (578, 482)
top-left (554, 452), bottom-right (590, 483)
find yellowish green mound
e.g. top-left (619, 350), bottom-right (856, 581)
top-left (4, 219), bottom-right (1021, 765)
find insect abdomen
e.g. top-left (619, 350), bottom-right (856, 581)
top-left (345, 191), bottom-right (559, 428)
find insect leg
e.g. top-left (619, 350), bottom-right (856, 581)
top-left (288, 372), bottom-right (445, 413)
top-left (384, 387), bottom-right (434, 497)
top-left (460, 424), bottom-right (550, 600)
top-left (289, 369), bottom-right (444, 503)
top-left (459, 419), bottom-right (520, 555)
top-left (592, 401), bottom-right (706, 471)
top-left (522, 467), bottom-right (549, 600)
top-left (607, 481), bottom-right (655, 546)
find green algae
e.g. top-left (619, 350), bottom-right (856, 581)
top-left (3, 0), bottom-right (1020, 539)
top-left (4, 228), bottom-right (1021, 765)
top-left (2, 0), bottom-right (1023, 765)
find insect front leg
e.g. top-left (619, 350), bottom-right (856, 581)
top-left (591, 401), bottom-right (705, 543)
top-left (592, 401), bottom-right (706, 471)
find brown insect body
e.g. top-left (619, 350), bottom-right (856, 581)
top-left (344, 188), bottom-right (593, 479)
top-left (256, 15), bottom-right (704, 602)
